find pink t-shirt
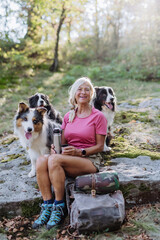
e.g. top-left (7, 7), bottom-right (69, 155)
top-left (61, 107), bottom-right (107, 149)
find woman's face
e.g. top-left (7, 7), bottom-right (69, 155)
top-left (75, 83), bottom-right (92, 105)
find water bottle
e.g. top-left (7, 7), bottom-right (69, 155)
top-left (53, 128), bottom-right (61, 154)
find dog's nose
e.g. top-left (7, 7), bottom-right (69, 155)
top-left (110, 97), bottom-right (114, 102)
top-left (27, 127), bottom-right (32, 132)
top-left (40, 100), bottom-right (44, 105)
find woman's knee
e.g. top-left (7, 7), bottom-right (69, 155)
top-left (48, 154), bottom-right (62, 170)
top-left (36, 155), bottom-right (48, 172)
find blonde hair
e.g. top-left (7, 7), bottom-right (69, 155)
top-left (68, 77), bottom-right (95, 122)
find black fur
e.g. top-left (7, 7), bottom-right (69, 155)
top-left (93, 87), bottom-right (115, 112)
top-left (29, 93), bottom-right (63, 124)
top-left (93, 86), bottom-right (116, 151)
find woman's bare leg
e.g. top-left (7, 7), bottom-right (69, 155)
top-left (48, 154), bottom-right (97, 201)
top-left (36, 155), bottom-right (53, 201)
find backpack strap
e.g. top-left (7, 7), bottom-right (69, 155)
top-left (91, 173), bottom-right (96, 197)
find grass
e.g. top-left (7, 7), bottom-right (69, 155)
top-left (0, 66), bottom-right (160, 136)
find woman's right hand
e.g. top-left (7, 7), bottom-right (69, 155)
top-left (50, 144), bottom-right (56, 154)
top-left (62, 146), bottom-right (80, 156)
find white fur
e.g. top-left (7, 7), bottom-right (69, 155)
top-left (102, 106), bottom-right (115, 151)
top-left (102, 106), bottom-right (115, 132)
top-left (93, 86), bottom-right (116, 152)
top-left (14, 109), bottom-right (52, 177)
top-left (36, 93), bottom-right (47, 107)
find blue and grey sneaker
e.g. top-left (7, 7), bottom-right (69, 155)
top-left (32, 203), bottom-right (53, 229)
top-left (47, 202), bottom-right (65, 230)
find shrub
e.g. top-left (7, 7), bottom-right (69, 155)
top-left (61, 65), bottom-right (89, 86)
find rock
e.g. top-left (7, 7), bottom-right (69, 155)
top-left (105, 156), bottom-right (160, 206)
top-left (0, 135), bottom-right (41, 219)
top-left (139, 98), bottom-right (160, 109)
top-left (0, 234), bottom-right (8, 240)
top-left (118, 98), bottom-right (160, 110)
top-left (0, 113), bottom-right (160, 219)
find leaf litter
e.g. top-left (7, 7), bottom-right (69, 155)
top-left (0, 203), bottom-right (160, 239)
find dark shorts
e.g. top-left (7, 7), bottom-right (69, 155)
top-left (87, 153), bottom-right (103, 172)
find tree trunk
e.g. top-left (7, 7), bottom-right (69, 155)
top-left (49, 3), bottom-right (66, 72)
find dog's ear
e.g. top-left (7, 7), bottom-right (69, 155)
top-left (36, 107), bottom-right (47, 116)
top-left (28, 95), bottom-right (33, 101)
top-left (18, 102), bottom-right (29, 113)
top-left (44, 94), bottom-right (49, 102)
top-left (28, 95), bottom-right (35, 107)
top-left (94, 87), bottom-right (100, 95)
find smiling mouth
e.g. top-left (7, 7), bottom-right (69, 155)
top-left (79, 96), bottom-right (87, 99)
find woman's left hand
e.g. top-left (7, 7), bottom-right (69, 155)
top-left (62, 146), bottom-right (79, 156)
top-left (50, 144), bottom-right (56, 154)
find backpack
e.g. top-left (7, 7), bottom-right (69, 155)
top-left (70, 190), bottom-right (125, 233)
top-left (75, 170), bottom-right (119, 195)
top-left (65, 171), bottom-right (125, 233)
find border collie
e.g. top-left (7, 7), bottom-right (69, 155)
top-left (93, 86), bottom-right (116, 151)
top-left (14, 102), bottom-right (61, 177)
top-left (29, 93), bottom-right (63, 124)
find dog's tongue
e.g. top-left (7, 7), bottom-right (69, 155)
top-left (106, 103), bottom-right (113, 110)
top-left (25, 132), bottom-right (32, 140)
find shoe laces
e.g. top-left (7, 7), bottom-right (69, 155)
top-left (38, 204), bottom-right (51, 219)
top-left (49, 204), bottom-right (64, 221)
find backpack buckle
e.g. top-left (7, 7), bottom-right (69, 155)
top-left (91, 189), bottom-right (96, 197)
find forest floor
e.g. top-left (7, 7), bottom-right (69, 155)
top-left (0, 70), bottom-right (160, 239)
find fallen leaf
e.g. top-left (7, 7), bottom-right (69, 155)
top-left (61, 229), bottom-right (66, 234)
top-left (5, 221), bottom-right (14, 227)
top-left (7, 235), bottom-right (12, 240)
top-left (13, 228), bottom-right (18, 233)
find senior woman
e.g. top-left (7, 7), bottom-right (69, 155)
top-left (32, 77), bottom-right (107, 230)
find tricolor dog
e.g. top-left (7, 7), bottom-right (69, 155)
top-left (29, 93), bottom-right (63, 124)
top-left (93, 86), bottom-right (116, 151)
top-left (14, 102), bottom-right (61, 177)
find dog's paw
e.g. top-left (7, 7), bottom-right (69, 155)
top-left (28, 170), bottom-right (36, 178)
top-left (103, 145), bottom-right (111, 152)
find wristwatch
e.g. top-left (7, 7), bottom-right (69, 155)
top-left (81, 149), bottom-right (86, 157)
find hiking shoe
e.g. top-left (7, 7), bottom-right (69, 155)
top-left (46, 202), bottom-right (65, 230)
top-left (32, 203), bottom-right (53, 229)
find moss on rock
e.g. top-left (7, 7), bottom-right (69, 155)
top-left (103, 130), bottom-right (160, 162)
top-left (120, 183), bottom-right (137, 198)
top-left (1, 136), bottom-right (18, 145)
top-left (1, 154), bottom-right (23, 163)
top-left (21, 198), bottom-right (42, 218)
top-left (114, 111), bottom-right (153, 124)
top-left (139, 183), bottom-right (150, 192)
top-left (20, 160), bottom-right (30, 166)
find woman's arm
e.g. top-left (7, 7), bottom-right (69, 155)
top-left (62, 134), bottom-right (105, 157)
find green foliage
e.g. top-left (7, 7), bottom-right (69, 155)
top-left (36, 227), bottom-right (58, 240)
top-left (61, 65), bottom-right (88, 86)
top-left (88, 66), bottom-right (102, 80)
top-left (68, 49), bottom-right (94, 64)
top-left (65, 37), bottom-right (95, 65)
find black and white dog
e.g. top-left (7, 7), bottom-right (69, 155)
top-left (29, 93), bottom-right (63, 124)
top-left (93, 86), bottom-right (116, 151)
top-left (14, 102), bottom-right (61, 177)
